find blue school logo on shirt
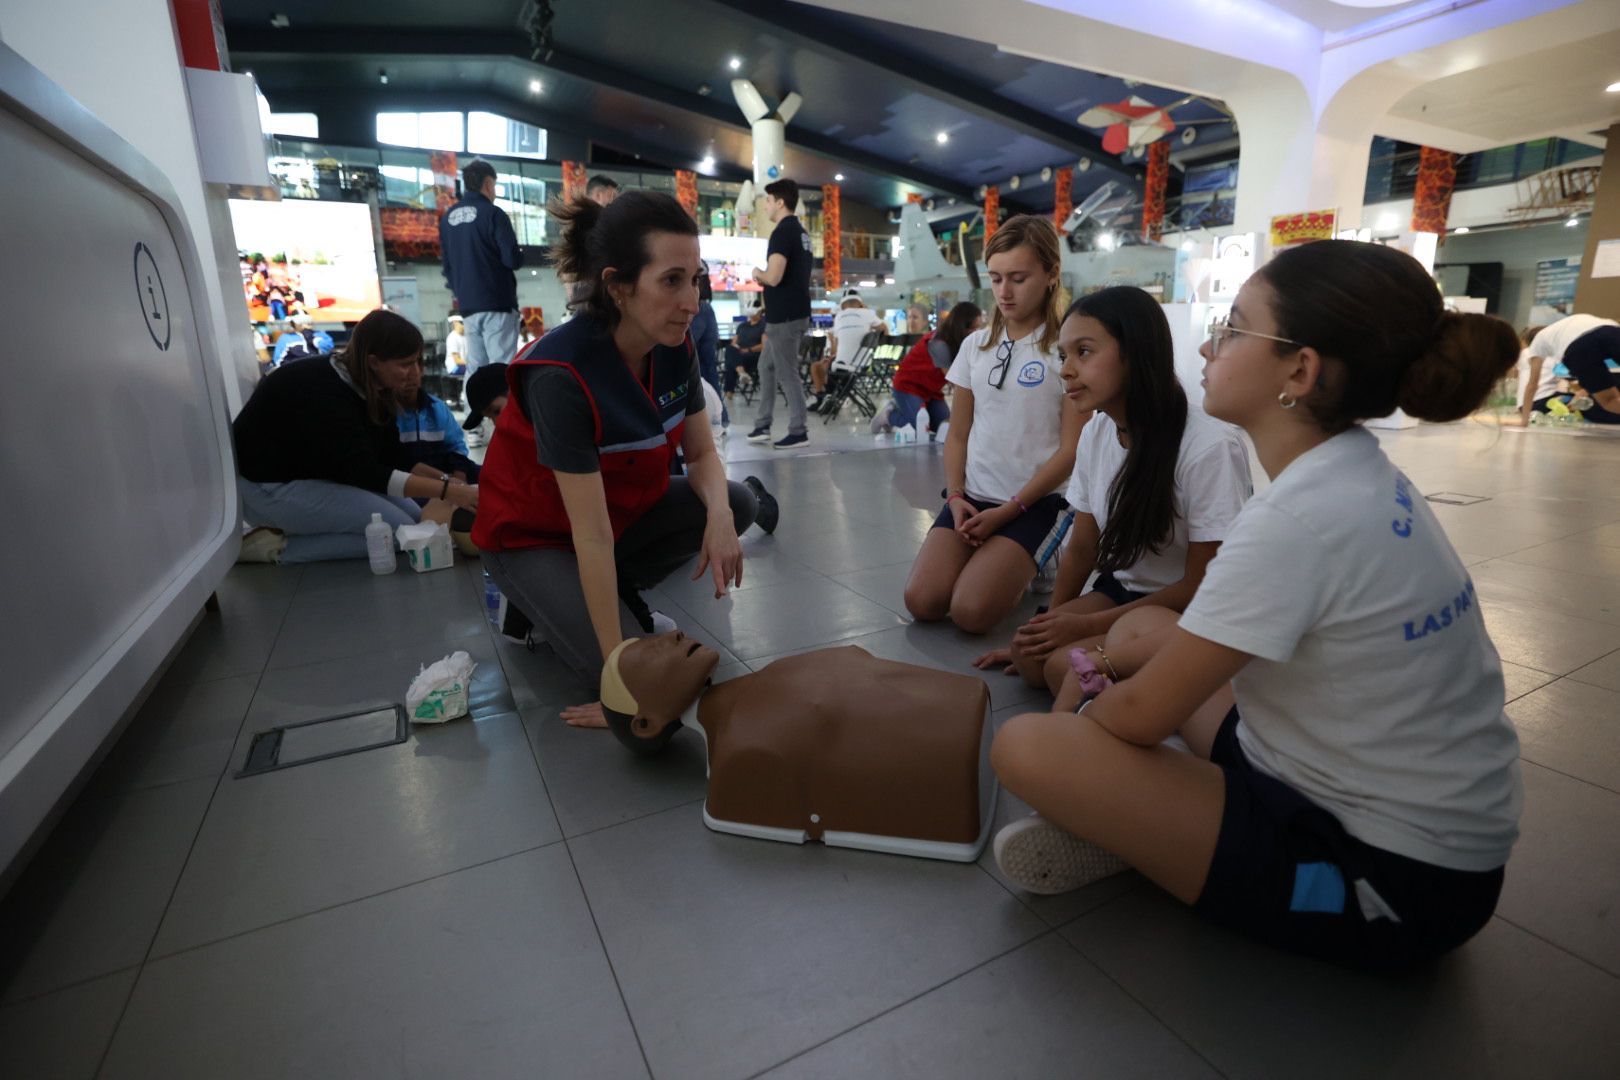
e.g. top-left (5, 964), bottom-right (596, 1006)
top-left (1016, 361), bottom-right (1046, 387)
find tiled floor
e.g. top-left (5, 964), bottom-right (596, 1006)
top-left (3, 408), bottom-right (1619, 1079)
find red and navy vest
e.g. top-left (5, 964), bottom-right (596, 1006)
top-left (472, 317), bottom-right (695, 552)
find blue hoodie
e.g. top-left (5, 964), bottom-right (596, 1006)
top-left (439, 190), bottom-right (523, 316)
top-left (396, 392), bottom-right (478, 480)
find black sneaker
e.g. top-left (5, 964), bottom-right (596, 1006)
top-left (746, 425), bottom-right (772, 443)
top-left (500, 604), bottom-right (536, 650)
top-left (772, 432), bottom-right (809, 449)
top-left (743, 476), bottom-right (779, 534)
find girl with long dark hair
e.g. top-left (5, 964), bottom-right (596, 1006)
top-left (473, 191), bottom-right (756, 728)
top-left (974, 287), bottom-right (1250, 705)
top-left (991, 241), bottom-right (1523, 971)
top-left (903, 216), bottom-right (1088, 634)
top-left (875, 301), bottom-right (983, 436)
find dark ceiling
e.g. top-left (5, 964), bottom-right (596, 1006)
top-left (223, 0), bottom-right (1236, 212)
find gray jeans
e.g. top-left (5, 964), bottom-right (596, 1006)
top-left (481, 478), bottom-right (758, 692)
top-left (754, 317), bottom-right (809, 436)
top-left (237, 476), bottom-right (420, 564)
top-left (463, 310), bottom-right (520, 379)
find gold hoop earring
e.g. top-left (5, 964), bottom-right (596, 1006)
top-left (1278, 391), bottom-right (1298, 410)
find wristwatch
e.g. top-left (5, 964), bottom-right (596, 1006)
top-left (439, 473), bottom-right (451, 499)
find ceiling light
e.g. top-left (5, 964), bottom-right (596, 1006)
top-left (269, 13), bottom-right (289, 28)
top-left (529, 79), bottom-right (542, 94)
top-left (935, 131), bottom-right (949, 144)
top-left (1607, 81), bottom-right (1620, 93)
top-left (1376, 211), bottom-right (1399, 232)
top-left (700, 155), bottom-right (715, 171)
top-left (1453, 226), bottom-right (1470, 235)
top-left (729, 56), bottom-right (742, 71)
top-left (834, 173), bottom-right (844, 182)
top-left (378, 69), bottom-right (388, 85)
top-left (859, 280), bottom-right (877, 288)
top-left (1566, 216), bottom-right (1580, 227)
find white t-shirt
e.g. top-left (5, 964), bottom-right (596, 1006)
top-left (829, 307), bottom-right (882, 371)
top-left (1065, 410), bottom-right (1251, 593)
top-left (1528, 314), bottom-right (1618, 363)
top-left (1178, 426), bottom-right (1521, 872)
top-left (1516, 346), bottom-right (1561, 404)
top-left (446, 330), bottom-right (467, 370)
top-left (947, 326), bottom-right (1067, 502)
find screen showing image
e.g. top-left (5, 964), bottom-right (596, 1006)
top-left (229, 199), bottom-right (383, 324)
top-left (700, 235), bottom-right (769, 294)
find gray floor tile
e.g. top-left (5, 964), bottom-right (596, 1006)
top-left (1575, 521), bottom-right (1620, 549)
top-left (681, 576), bottom-right (906, 661)
top-left (761, 524), bottom-right (930, 576)
top-left (1568, 647), bottom-right (1620, 692)
top-left (1500, 537), bottom-right (1620, 577)
top-left (1477, 590), bottom-right (1620, 675)
top-left (827, 559), bottom-right (914, 617)
top-left (151, 711), bottom-right (558, 956)
top-left (289, 557), bottom-right (478, 611)
top-left (242, 633), bottom-right (514, 732)
top-left (1063, 890), bottom-right (1620, 1078)
top-left (103, 848), bottom-right (647, 1080)
top-left (160, 610), bottom-right (281, 685)
top-left (649, 544), bottom-right (825, 610)
top-left (567, 803), bottom-right (1047, 1080)
top-left (522, 662), bottom-right (749, 838)
top-left (1500, 660), bottom-right (1558, 703)
top-left (264, 579), bottom-right (487, 670)
top-left (0, 778), bottom-right (216, 1002)
top-left (1506, 678), bottom-right (1620, 792)
top-left (94, 674), bottom-right (257, 792)
top-left (761, 933), bottom-right (1216, 1080)
top-left (0, 966), bottom-right (137, 1080)
top-left (1471, 557), bottom-right (1620, 627)
top-left (492, 633), bottom-right (596, 709)
top-left (1496, 761), bottom-right (1620, 976)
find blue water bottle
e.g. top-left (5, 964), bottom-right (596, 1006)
top-left (483, 570), bottom-right (503, 629)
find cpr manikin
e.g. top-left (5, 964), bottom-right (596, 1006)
top-left (600, 633), bottom-right (998, 861)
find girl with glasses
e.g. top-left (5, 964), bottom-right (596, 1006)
top-left (991, 240), bottom-right (1523, 971)
top-left (903, 215), bottom-right (1088, 634)
top-left (973, 288), bottom-right (1252, 705)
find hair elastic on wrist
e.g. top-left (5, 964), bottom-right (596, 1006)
top-left (1009, 494), bottom-right (1028, 515)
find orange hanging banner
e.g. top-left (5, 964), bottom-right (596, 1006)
top-left (429, 150), bottom-right (458, 213)
top-left (1052, 167), bottom-right (1074, 234)
top-left (675, 170), bottom-right (699, 219)
top-left (822, 184), bottom-right (842, 293)
top-left (561, 161), bottom-right (588, 202)
top-left (984, 186), bottom-right (1000, 244)
top-left (1142, 143), bottom-right (1169, 242)
top-left (1412, 147), bottom-right (1458, 234)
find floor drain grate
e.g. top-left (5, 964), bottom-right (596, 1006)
top-left (237, 705), bottom-right (407, 778)
top-left (1424, 492), bottom-right (1490, 506)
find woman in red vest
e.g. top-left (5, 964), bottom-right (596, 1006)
top-left (875, 301), bottom-right (983, 437)
top-left (473, 191), bottom-right (757, 728)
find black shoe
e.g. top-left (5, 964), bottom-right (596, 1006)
top-left (618, 577), bottom-right (655, 635)
top-left (743, 476), bottom-right (779, 534)
top-left (500, 604), bottom-right (536, 650)
top-left (746, 425), bottom-right (772, 443)
top-left (772, 432), bottom-right (809, 449)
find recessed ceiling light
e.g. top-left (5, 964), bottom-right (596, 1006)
top-left (378, 69), bottom-right (388, 85)
top-left (729, 56), bottom-right (742, 71)
top-left (1607, 80), bottom-right (1620, 93)
top-left (700, 155), bottom-right (715, 171)
top-left (935, 131), bottom-right (949, 144)
top-left (1453, 226), bottom-right (1470, 234)
top-left (834, 173), bottom-right (845, 182)
top-left (529, 79), bottom-right (542, 94)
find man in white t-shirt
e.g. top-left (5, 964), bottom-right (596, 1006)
top-left (445, 314), bottom-right (468, 375)
top-left (812, 289), bottom-right (884, 411)
top-left (1525, 313), bottom-right (1620, 423)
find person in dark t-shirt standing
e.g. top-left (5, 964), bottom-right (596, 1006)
top-left (747, 179), bottom-right (814, 449)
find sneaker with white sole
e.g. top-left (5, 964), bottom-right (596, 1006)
top-left (747, 425), bottom-right (772, 443)
top-left (992, 813), bottom-right (1129, 895)
top-left (772, 432), bottom-right (809, 449)
top-left (237, 526), bottom-right (287, 564)
top-left (650, 610), bottom-right (678, 635)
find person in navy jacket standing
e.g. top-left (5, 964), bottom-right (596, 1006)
top-left (440, 158), bottom-right (523, 382)
top-left (474, 191), bottom-right (757, 729)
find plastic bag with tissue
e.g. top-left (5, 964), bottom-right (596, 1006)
top-left (395, 521), bottom-right (454, 573)
top-left (406, 651), bottom-right (477, 723)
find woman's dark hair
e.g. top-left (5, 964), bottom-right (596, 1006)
top-left (551, 190), bottom-right (700, 327)
top-left (336, 308), bottom-right (423, 425)
top-left (698, 261), bottom-right (714, 304)
top-left (1067, 287), bottom-right (1187, 575)
top-left (937, 301), bottom-right (982, 359)
top-left (1258, 241), bottom-right (1519, 430)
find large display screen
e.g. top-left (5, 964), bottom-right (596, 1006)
top-left (700, 234), bottom-right (769, 294)
top-left (229, 199), bottom-right (383, 323)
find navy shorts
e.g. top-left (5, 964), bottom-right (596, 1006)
top-left (1087, 570), bottom-right (1151, 607)
top-left (932, 493), bottom-right (1064, 558)
top-left (1195, 708), bottom-right (1504, 970)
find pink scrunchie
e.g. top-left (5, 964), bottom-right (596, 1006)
top-left (1068, 648), bottom-right (1113, 697)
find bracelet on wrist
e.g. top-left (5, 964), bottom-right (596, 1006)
top-left (1067, 648), bottom-right (1113, 697)
top-left (439, 474), bottom-right (450, 499)
top-left (1009, 494), bottom-right (1028, 515)
top-left (1093, 646), bottom-right (1120, 682)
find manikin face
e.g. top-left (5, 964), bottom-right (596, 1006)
top-left (986, 244), bottom-right (1054, 329)
top-left (369, 350), bottom-right (424, 396)
top-left (608, 632), bottom-right (720, 746)
top-left (1199, 275), bottom-right (1300, 429)
top-left (1057, 313), bottom-right (1128, 416)
top-left (607, 232), bottom-right (704, 350)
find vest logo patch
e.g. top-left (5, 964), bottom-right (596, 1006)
top-left (656, 381), bottom-right (688, 409)
top-left (447, 206), bottom-right (478, 226)
top-left (1016, 361), bottom-right (1046, 387)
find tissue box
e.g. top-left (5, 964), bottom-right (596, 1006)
top-left (395, 522), bottom-right (454, 573)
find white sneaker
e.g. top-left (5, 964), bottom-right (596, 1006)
top-left (992, 813), bottom-right (1128, 895)
top-left (650, 610), bottom-right (678, 635)
top-left (1029, 560), bottom-right (1058, 595)
top-left (237, 526), bottom-right (287, 564)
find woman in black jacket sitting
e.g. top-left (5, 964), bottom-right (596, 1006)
top-left (233, 309), bottom-right (479, 563)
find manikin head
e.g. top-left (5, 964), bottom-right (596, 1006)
top-left (600, 632), bottom-right (720, 755)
